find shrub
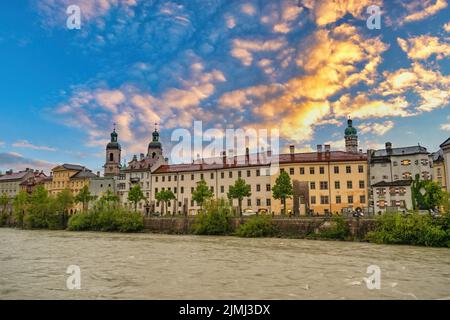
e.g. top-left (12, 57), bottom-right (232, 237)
top-left (236, 215), bottom-right (278, 238)
top-left (367, 212), bottom-right (450, 247)
top-left (68, 203), bottom-right (144, 233)
top-left (192, 199), bottom-right (232, 235)
top-left (314, 215), bottom-right (350, 240)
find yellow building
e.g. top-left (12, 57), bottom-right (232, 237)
top-left (44, 164), bottom-right (98, 213)
top-left (271, 146), bottom-right (369, 215)
top-left (432, 150), bottom-right (447, 191)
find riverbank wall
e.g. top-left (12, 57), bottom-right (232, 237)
top-left (143, 217), bottom-right (377, 239)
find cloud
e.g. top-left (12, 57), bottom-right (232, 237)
top-left (401, 0), bottom-right (448, 24)
top-left (12, 140), bottom-right (57, 152)
top-left (398, 35), bottom-right (450, 60)
top-left (231, 38), bottom-right (287, 66)
top-left (359, 121), bottom-right (395, 136)
top-left (0, 152), bottom-right (55, 173)
top-left (299, 0), bottom-right (382, 26)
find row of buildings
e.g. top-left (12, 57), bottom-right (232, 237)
top-left (1, 119), bottom-right (449, 215)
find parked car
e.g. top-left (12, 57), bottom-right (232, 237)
top-left (242, 209), bottom-right (257, 217)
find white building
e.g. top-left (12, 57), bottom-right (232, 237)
top-left (372, 180), bottom-right (413, 214)
top-left (0, 169), bottom-right (35, 198)
top-left (440, 138), bottom-right (450, 192)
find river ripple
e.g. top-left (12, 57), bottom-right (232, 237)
top-left (0, 228), bottom-right (449, 300)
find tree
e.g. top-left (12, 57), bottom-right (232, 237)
top-left (155, 189), bottom-right (176, 216)
top-left (54, 189), bottom-right (74, 214)
top-left (0, 193), bottom-right (10, 226)
top-left (13, 191), bottom-right (29, 227)
top-left (192, 179), bottom-right (213, 213)
top-left (412, 175), bottom-right (446, 210)
top-left (227, 178), bottom-right (252, 217)
top-left (100, 189), bottom-right (119, 203)
top-left (272, 170), bottom-right (293, 215)
top-left (128, 184), bottom-right (145, 212)
top-left (75, 186), bottom-right (94, 212)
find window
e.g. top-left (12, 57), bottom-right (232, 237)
top-left (162, 176), bottom-right (165, 182)
top-left (191, 174), bottom-right (194, 181)
top-left (266, 184), bottom-right (271, 192)
top-left (256, 184), bottom-right (261, 192)
top-left (109, 153), bottom-right (114, 161)
top-left (311, 196), bottom-right (316, 204)
top-left (174, 175), bottom-right (177, 181)
top-left (181, 187), bottom-right (184, 194)
top-left (247, 199), bottom-right (251, 206)
top-left (238, 171), bottom-right (242, 178)
top-left (346, 166), bottom-right (351, 174)
top-left (359, 180), bottom-right (365, 189)
top-left (360, 195), bottom-right (366, 204)
top-left (310, 167), bottom-right (315, 174)
top-left (191, 200), bottom-right (194, 207)
top-left (401, 159), bottom-right (411, 166)
top-left (200, 173), bottom-right (204, 180)
top-left (210, 186), bottom-right (214, 193)
top-left (220, 186), bottom-right (224, 193)
top-left (191, 187), bottom-right (194, 193)
top-left (256, 199), bottom-right (261, 206)
top-left (256, 169), bottom-right (260, 176)
top-left (347, 181), bottom-right (353, 189)
top-left (336, 196), bottom-right (341, 204)
top-left (229, 171), bottom-right (233, 178)
top-left (335, 181), bottom-right (340, 189)
top-left (402, 172), bottom-right (412, 179)
top-left (358, 165), bottom-right (364, 173)
top-left (174, 187), bottom-right (177, 193)
top-left (221, 172), bottom-right (224, 179)
top-left (289, 168), bottom-right (294, 175)
top-left (168, 176), bottom-right (171, 182)
top-left (155, 188), bottom-right (158, 194)
top-left (348, 196), bottom-right (354, 204)
top-left (334, 166), bottom-right (339, 174)
top-left (155, 177), bottom-right (158, 183)
top-left (266, 199), bottom-right (271, 206)
top-left (320, 196), bottom-right (329, 205)
top-left (210, 173), bottom-right (214, 179)
top-left (247, 170), bottom-right (251, 177)
top-left (393, 161), bottom-right (398, 166)
top-left (319, 167), bottom-right (325, 174)
top-left (300, 167), bottom-right (305, 175)
top-left (320, 181), bottom-right (328, 190)
top-left (181, 175), bottom-right (184, 181)
top-left (310, 182), bottom-right (316, 190)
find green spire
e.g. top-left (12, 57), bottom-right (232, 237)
top-left (345, 118), bottom-right (357, 136)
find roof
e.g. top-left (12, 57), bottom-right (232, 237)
top-left (440, 137), bottom-right (450, 148)
top-left (71, 170), bottom-right (98, 179)
top-left (0, 170), bottom-right (32, 182)
top-left (372, 180), bottom-right (413, 187)
top-left (431, 149), bottom-right (444, 162)
top-left (53, 164), bottom-right (86, 171)
top-left (153, 151), bottom-right (367, 174)
top-left (372, 145), bottom-right (428, 158)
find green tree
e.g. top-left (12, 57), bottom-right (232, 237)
top-left (13, 191), bottom-right (29, 227)
top-left (53, 189), bottom-right (74, 214)
top-left (227, 177), bottom-right (252, 216)
top-left (128, 184), bottom-right (145, 212)
top-left (272, 170), bottom-right (293, 215)
top-left (75, 186), bottom-right (94, 212)
top-left (100, 189), bottom-right (119, 203)
top-left (155, 189), bottom-right (176, 216)
top-left (0, 193), bottom-right (10, 226)
top-left (192, 179), bottom-right (213, 213)
top-left (412, 175), bottom-right (446, 210)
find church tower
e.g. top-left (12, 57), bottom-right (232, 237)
top-left (345, 118), bottom-right (358, 153)
top-left (104, 127), bottom-right (121, 177)
top-left (147, 125), bottom-right (163, 160)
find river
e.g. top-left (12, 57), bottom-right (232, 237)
top-left (0, 228), bottom-right (449, 300)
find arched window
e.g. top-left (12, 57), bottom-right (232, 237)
top-left (152, 152), bottom-right (156, 159)
top-left (109, 153), bottom-right (114, 162)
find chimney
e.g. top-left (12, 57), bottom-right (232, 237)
top-left (385, 142), bottom-right (392, 154)
top-left (6, 169), bottom-right (13, 175)
top-left (222, 151), bottom-right (226, 165)
top-left (324, 144), bottom-right (330, 153)
top-left (359, 149), bottom-right (363, 154)
top-left (97, 171), bottom-right (100, 177)
top-left (267, 148), bottom-right (272, 158)
top-left (140, 153), bottom-right (145, 161)
top-left (289, 145), bottom-right (295, 156)
top-left (317, 144), bottom-right (323, 153)
top-left (133, 154), bottom-right (138, 161)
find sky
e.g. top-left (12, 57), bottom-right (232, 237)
top-left (0, 0), bottom-right (449, 174)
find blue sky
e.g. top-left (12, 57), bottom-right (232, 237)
top-left (0, 0), bottom-right (449, 174)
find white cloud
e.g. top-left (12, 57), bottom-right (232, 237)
top-left (12, 140), bottom-right (57, 152)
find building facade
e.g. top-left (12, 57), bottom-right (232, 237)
top-left (0, 169), bottom-right (35, 198)
top-left (104, 128), bottom-right (122, 177)
top-left (372, 180), bottom-right (413, 213)
top-left (44, 164), bottom-right (97, 213)
top-left (431, 149), bottom-right (447, 191)
top-left (440, 138), bottom-right (450, 192)
top-left (19, 170), bottom-right (47, 194)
